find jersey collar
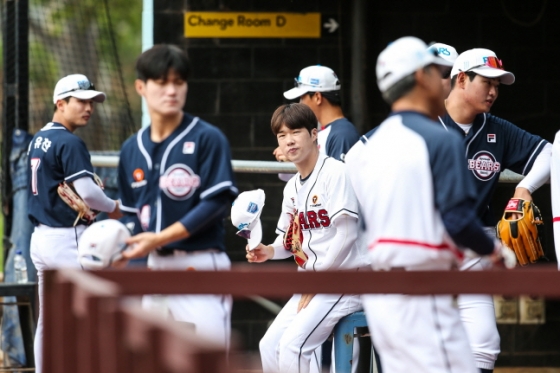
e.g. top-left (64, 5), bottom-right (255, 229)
top-left (440, 112), bottom-right (487, 139)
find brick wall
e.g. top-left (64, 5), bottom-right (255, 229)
top-left (154, 0), bottom-right (560, 364)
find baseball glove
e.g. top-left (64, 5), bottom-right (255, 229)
top-left (496, 198), bottom-right (545, 266)
top-left (57, 174), bottom-right (104, 226)
top-left (283, 211), bottom-right (308, 268)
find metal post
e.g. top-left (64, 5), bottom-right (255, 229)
top-left (350, 0), bottom-right (367, 134)
top-left (141, 0), bottom-right (153, 128)
top-left (2, 0), bottom-right (29, 258)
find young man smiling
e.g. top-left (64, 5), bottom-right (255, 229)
top-left (440, 48), bottom-right (551, 373)
top-left (247, 103), bottom-right (368, 373)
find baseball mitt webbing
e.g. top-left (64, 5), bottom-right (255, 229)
top-left (496, 198), bottom-right (544, 266)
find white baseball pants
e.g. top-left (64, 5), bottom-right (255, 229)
top-left (362, 293), bottom-right (478, 373)
top-left (259, 293), bottom-right (362, 373)
top-left (30, 224), bottom-right (85, 373)
top-left (144, 250), bottom-right (233, 350)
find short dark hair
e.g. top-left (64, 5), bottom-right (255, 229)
top-left (53, 97), bottom-right (71, 112)
top-left (382, 65), bottom-right (438, 105)
top-left (136, 44), bottom-right (190, 82)
top-left (307, 90), bottom-right (342, 106)
top-left (271, 103), bottom-right (317, 136)
top-left (450, 71), bottom-right (477, 90)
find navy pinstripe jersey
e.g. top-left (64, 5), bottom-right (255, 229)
top-left (118, 113), bottom-right (238, 252)
top-left (27, 122), bottom-right (97, 227)
top-left (439, 112), bottom-right (548, 225)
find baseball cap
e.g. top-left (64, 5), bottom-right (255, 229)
top-left (428, 42), bottom-right (459, 64)
top-left (376, 36), bottom-right (454, 93)
top-left (283, 65), bottom-right (341, 100)
top-left (77, 220), bottom-right (131, 270)
top-left (231, 189), bottom-right (265, 250)
top-left (450, 48), bottom-right (515, 85)
top-left (53, 74), bottom-right (106, 104)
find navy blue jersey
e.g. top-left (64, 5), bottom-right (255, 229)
top-left (118, 113), bottom-right (238, 252)
top-left (318, 118), bottom-right (359, 161)
top-left (27, 122), bottom-right (96, 227)
top-left (440, 112), bottom-right (548, 225)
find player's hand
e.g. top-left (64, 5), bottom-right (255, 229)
top-left (123, 232), bottom-right (161, 259)
top-left (273, 147), bottom-right (287, 162)
top-left (246, 243), bottom-right (273, 263)
top-left (297, 293), bottom-right (315, 313)
top-left (509, 188), bottom-right (532, 220)
top-left (107, 200), bottom-right (123, 220)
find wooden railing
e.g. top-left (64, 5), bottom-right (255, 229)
top-left (42, 264), bottom-right (560, 373)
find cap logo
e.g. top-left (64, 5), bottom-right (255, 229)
top-left (438, 47), bottom-right (451, 56)
top-left (247, 202), bottom-right (259, 214)
top-left (237, 223), bottom-right (249, 230)
top-left (77, 80), bottom-right (91, 90)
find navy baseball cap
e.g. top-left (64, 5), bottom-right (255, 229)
top-left (53, 74), bottom-right (106, 104)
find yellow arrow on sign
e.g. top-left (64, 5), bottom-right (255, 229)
top-left (184, 12), bottom-right (321, 38)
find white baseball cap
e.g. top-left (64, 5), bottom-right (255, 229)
top-left (231, 189), bottom-right (265, 250)
top-left (53, 74), bottom-right (106, 104)
top-left (376, 36), bottom-right (454, 93)
top-left (428, 43), bottom-right (459, 64)
top-left (283, 65), bottom-right (341, 100)
top-left (77, 220), bottom-right (131, 270)
top-left (450, 48), bottom-right (515, 85)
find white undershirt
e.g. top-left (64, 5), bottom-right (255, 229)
top-left (456, 122), bottom-right (473, 134)
top-left (73, 176), bottom-right (116, 212)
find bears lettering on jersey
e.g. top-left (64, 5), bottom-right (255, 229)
top-left (467, 150), bottom-right (501, 181)
top-left (298, 209), bottom-right (331, 230)
top-left (159, 164), bottom-right (201, 200)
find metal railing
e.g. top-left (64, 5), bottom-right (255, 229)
top-left (91, 155), bottom-right (525, 183)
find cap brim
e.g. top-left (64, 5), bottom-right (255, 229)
top-left (283, 87), bottom-right (309, 100)
top-left (246, 219), bottom-right (262, 251)
top-left (430, 55), bottom-right (454, 68)
top-left (469, 67), bottom-right (515, 85)
top-left (55, 90), bottom-right (106, 104)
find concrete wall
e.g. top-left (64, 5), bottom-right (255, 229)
top-left (154, 0), bottom-right (560, 365)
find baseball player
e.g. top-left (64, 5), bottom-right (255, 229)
top-left (246, 103), bottom-right (369, 373)
top-left (117, 45), bottom-right (238, 350)
top-left (27, 74), bottom-right (122, 373)
top-left (274, 65), bottom-right (360, 182)
top-left (346, 36), bottom-right (515, 373)
top-left (441, 48), bottom-right (551, 373)
top-left (345, 42), bottom-right (458, 166)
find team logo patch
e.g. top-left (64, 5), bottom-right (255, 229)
top-left (183, 142), bottom-right (196, 154)
top-left (468, 151), bottom-right (501, 181)
top-left (247, 202), bottom-right (259, 214)
top-left (140, 205), bottom-right (150, 231)
top-left (487, 134), bottom-right (496, 143)
top-left (133, 168), bottom-right (144, 181)
top-left (159, 164), bottom-right (200, 200)
top-left (312, 195), bottom-right (318, 204)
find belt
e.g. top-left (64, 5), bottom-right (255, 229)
top-left (155, 248), bottom-right (221, 257)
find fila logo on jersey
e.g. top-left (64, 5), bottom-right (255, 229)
top-left (159, 164), bottom-right (201, 200)
top-left (487, 134), bottom-right (496, 143)
top-left (298, 210), bottom-right (331, 230)
top-left (131, 168), bottom-right (147, 188)
top-left (183, 142), bottom-right (195, 154)
top-left (468, 151), bottom-right (501, 181)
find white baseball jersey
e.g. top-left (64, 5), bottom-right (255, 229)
top-left (551, 131), bottom-right (560, 269)
top-left (348, 111), bottom-right (479, 373)
top-left (348, 113), bottom-right (468, 270)
top-left (260, 153), bottom-right (368, 373)
top-left (275, 154), bottom-right (369, 271)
